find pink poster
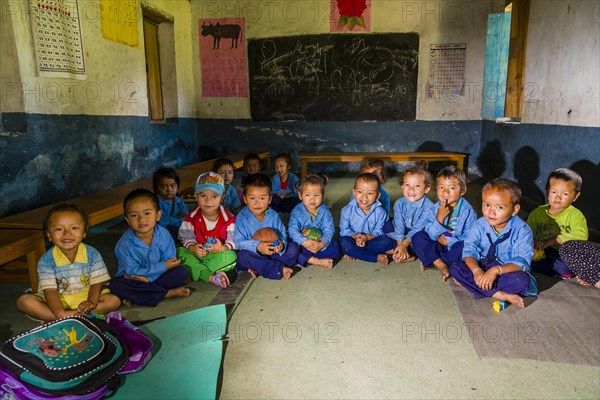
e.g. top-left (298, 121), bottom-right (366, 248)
top-left (330, 0), bottom-right (371, 32)
top-left (199, 18), bottom-right (247, 97)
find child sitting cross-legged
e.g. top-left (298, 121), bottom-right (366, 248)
top-left (235, 174), bottom-right (299, 280)
top-left (16, 204), bottom-right (121, 322)
top-left (109, 189), bottom-right (191, 307)
top-left (411, 166), bottom-right (477, 281)
top-left (339, 172), bottom-right (396, 264)
top-left (289, 174), bottom-right (340, 268)
top-left (449, 178), bottom-right (537, 308)
top-left (387, 164), bottom-right (435, 263)
top-left (177, 172), bottom-right (238, 288)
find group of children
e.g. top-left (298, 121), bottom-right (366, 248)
top-left (15, 152), bottom-right (590, 322)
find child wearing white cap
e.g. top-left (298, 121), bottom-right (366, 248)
top-left (177, 172), bottom-right (238, 288)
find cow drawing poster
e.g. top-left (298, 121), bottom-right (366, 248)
top-left (199, 18), bottom-right (247, 97)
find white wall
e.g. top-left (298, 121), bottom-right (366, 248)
top-left (5, 0), bottom-right (196, 117)
top-left (191, 0), bottom-right (504, 120)
top-left (523, 0), bottom-right (600, 127)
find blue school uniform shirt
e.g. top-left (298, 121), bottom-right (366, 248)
top-left (235, 206), bottom-right (288, 253)
top-left (463, 215), bottom-right (537, 296)
top-left (222, 184), bottom-right (242, 212)
top-left (158, 195), bottom-right (188, 229)
top-left (289, 203), bottom-right (335, 247)
top-left (339, 198), bottom-right (387, 237)
top-left (424, 197), bottom-right (477, 249)
top-left (272, 172), bottom-right (300, 197)
top-left (388, 196), bottom-right (435, 242)
top-left (350, 187), bottom-right (391, 216)
top-left (115, 225), bottom-right (176, 282)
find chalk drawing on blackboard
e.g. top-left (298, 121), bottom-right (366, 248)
top-left (248, 33), bottom-right (419, 121)
top-left (200, 22), bottom-right (242, 49)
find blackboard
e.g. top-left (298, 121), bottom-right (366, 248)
top-left (248, 33), bottom-right (419, 122)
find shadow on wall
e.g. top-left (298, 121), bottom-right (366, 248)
top-left (416, 140), bottom-right (447, 175)
top-left (476, 139), bottom-right (506, 182)
top-left (570, 160), bottom-right (600, 234)
top-left (514, 146), bottom-right (546, 205)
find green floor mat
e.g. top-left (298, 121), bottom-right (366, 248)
top-left (113, 304), bottom-right (226, 399)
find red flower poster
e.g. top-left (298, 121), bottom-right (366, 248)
top-left (330, 0), bottom-right (371, 32)
top-left (199, 18), bottom-right (247, 97)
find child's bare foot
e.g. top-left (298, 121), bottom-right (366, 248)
top-left (343, 254), bottom-right (356, 261)
top-left (419, 262), bottom-right (425, 271)
top-left (165, 287), bottom-right (191, 299)
top-left (308, 257), bottom-right (334, 268)
top-left (396, 256), bottom-right (416, 264)
top-left (122, 299), bottom-right (134, 308)
top-left (452, 278), bottom-right (463, 287)
top-left (248, 269), bottom-right (258, 278)
top-left (576, 277), bottom-right (591, 286)
top-left (493, 291), bottom-right (525, 308)
top-left (282, 267), bottom-right (293, 280)
top-left (377, 254), bottom-right (390, 265)
top-left (433, 260), bottom-right (450, 281)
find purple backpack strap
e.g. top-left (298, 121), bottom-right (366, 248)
top-left (103, 312), bottom-right (153, 374)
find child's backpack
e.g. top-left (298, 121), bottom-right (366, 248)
top-left (0, 316), bottom-right (128, 396)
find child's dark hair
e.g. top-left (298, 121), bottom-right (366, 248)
top-left (152, 167), bottom-right (180, 193)
top-left (243, 153), bottom-right (261, 169)
top-left (400, 164), bottom-right (433, 189)
top-left (43, 203), bottom-right (89, 233)
top-left (123, 188), bottom-right (160, 213)
top-left (274, 152), bottom-right (293, 167)
top-left (545, 168), bottom-right (582, 193)
top-left (483, 178), bottom-right (522, 205)
top-left (437, 166), bottom-right (467, 193)
top-left (355, 172), bottom-right (381, 190)
top-left (213, 157), bottom-right (234, 172)
top-left (299, 174), bottom-right (325, 193)
top-left (243, 173), bottom-right (272, 195)
top-left (360, 158), bottom-right (388, 183)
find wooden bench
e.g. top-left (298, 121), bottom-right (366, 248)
top-left (0, 229), bottom-right (46, 290)
top-left (300, 152), bottom-right (469, 176)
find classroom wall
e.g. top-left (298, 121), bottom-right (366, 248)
top-left (192, 0), bottom-right (506, 174)
top-left (480, 0), bottom-right (600, 230)
top-left (0, 0), bottom-right (198, 218)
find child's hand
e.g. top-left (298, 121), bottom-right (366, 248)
top-left (76, 300), bottom-right (96, 314)
top-left (393, 244), bottom-right (409, 263)
top-left (258, 241), bottom-right (273, 255)
top-left (191, 244), bottom-right (208, 258)
top-left (476, 268), bottom-right (499, 291)
top-left (165, 257), bottom-right (181, 269)
top-left (302, 239), bottom-right (320, 253)
top-left (437, 235), bottom-right (449, 247)
top-left (436, 199), bottom-right (452, 223)
top-left (354, 234), bottom-right (366, 247)
top-left (205, 239), bottom-right (226, 253)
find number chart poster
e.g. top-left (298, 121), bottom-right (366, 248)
top-left (330, 0), bottom-right (371, 32)
top-left (29, 0), bottom-right (86, 79)
top-left (199, 18), bottom-right (247, 97)
top-left (427, 43), bottom-right (467, 97)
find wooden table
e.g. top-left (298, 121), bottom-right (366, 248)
top-left (0, 229), bottom-right (46, 290)
top-left (300, 152), bottom-right (470, 176)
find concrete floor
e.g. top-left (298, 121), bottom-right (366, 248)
top-left (1, 174), bottom-right (599, 399)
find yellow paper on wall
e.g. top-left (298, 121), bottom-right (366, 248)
top-left (100, 0), bottom-right (139, 48)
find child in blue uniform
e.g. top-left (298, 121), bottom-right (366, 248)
top-left (411, 166), bottom-right (477, 281)
top-left (289, 174), bottom-right (340, 268)
top-left (16, 204), bottom-right (120, 322)
top-left (110, 189), bottom-right (191, 307)
top-left (450, 179), bottom-right (537, 308)
top-left (235, 174), bottom-right (299, 280)
top-left (340, 173), bottom-right (395, 264)
top-left (213, 157), bottom-right (242, 214)
top-left (153, 167), bottom-right (188, 242)
top-left (271, 153), bottom-right (301, 213)
top-left (387, 165), bottom-right (434, 263)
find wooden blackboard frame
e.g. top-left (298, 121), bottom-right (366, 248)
top-left (248, 33), bottom-right (419, 122)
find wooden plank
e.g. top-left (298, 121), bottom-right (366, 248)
top-left (300, 152), bottom-right (469, 176)
top-left (0, 229), bottom-right (46, 289)
top-left (505, 0), bottom-right (530, 119)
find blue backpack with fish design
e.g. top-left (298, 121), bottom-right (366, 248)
top-left (0, 316), bottom-right (128, 396)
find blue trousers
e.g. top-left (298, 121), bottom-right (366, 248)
top-left (382, 218), bottom-right (394, 234)
top-left (270, 195), bottom-right (301, 213)
top-left (449, 260), bottom-right (530, 299)
top-left (411, 230), bottom-right (464, 267)
top-left (297, 240), bottom-right (341, 266)
top-left (237, 242), bottom-right (299, 280)
top-left (531, 247), bottom-right (573, 277)
top-left (109, 266), bottom-right (190, 307)
top-left (340, 235), bottom-right (395, 263)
